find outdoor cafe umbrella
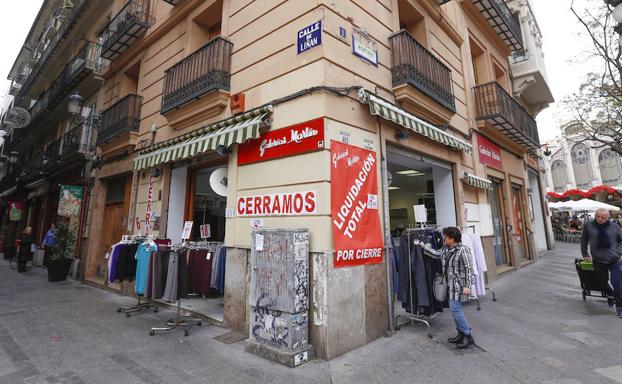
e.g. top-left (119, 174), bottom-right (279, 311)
top-left (548, 198), bottom-right (620, 212)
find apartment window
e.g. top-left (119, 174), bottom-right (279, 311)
top-left (469, 38), bottom-right (487, 85)
top-left (492, 60), bottom-right (509, 90)
top-left (188, 0), bottom-right (223, 52)
top-left (398, 0), bottom-right (427, 45)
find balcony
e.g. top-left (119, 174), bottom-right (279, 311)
top-left (43, 138), bottom-right (63, 169)
top-left (389, 30), bottom-right (455, 123)
top-left (161, 37), bottom-right (233, 115)
top-left (510, 48), bottom-right (529, 64)
top-left (16, 0), bottom-right (91, 101)
top-left (26, 42), bottom-right (107, 129)
top-left (9, 83), bottom-right (22, 96)
top-left (473, 82), bottom-right (539, 151)
top-left (99, 0), bottom-right (155, 61)
top-left (472, 0), bottom-right (523, 51)
top-left (97, 94), bottom-right (142, 146)
top-left (60, 122), bottom-right (95, 159)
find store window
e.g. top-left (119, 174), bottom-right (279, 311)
top-left (571, 143), bottom-right (594, 189)
top-left (186, 166), bottom-right (227, 242)
top-left (387, 147), bottom-right (456, 236)
top-left (598, 149), bottom-right (622, 185)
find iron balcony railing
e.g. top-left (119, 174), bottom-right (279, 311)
top-left (161, 37), bottom-right (233, 114)
top-left (9, 83), bottom-right (22, 96)
top-left (510, 48), bottom-right (529, 64)
top-left (60, 122), bottom-right (95, 159)
top-left (97, 94), bottom-right (143, 145)
top-left (473, 81), bottom-right (540, 151)
top-left (389, 30), bottom-right (456, 112)
top-left (43, 138), bottom-right (63, 168)
top-left (16, 0), bottom-right (91, 102)
top-left (472, 0), bottom-right (523, 51)
top-left (28, 42), bottom-right (107, 124)
top-left (99, 0), bottom-right (154, 61)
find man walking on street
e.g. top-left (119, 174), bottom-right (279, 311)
top-left (581, 208), bottom-right (622, 317)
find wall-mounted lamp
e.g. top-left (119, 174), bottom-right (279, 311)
top-left (150, 168), bottom-right (160, 178)
top-left (68, 92), bottom-right (101, 128)
top-left (215, 145), bottom-right (231, 156)
top-left (395, 130), bottom-right (410, 140)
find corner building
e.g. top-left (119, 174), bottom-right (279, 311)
top-left (74, 0), bottom-right (553, 359)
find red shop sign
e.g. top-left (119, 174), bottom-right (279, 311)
top-left (477, 134), bottom-right (503, 169)
top-left (330, 141), bottom-right (383, 268)
top-left (237, 191), bottom-right (317, 216)
top-left (238, 118), bottom-right (325, 165)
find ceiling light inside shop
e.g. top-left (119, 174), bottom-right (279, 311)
top-left (397, 169), bottom-right (425, 176)
top-left (388, 186), bottom-right (400, 190)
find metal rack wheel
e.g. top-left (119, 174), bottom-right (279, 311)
top-left (149, 330), bottom-right (155, 336)
top-left (126, 313), bottom-right (131, 318)
top-left (117, 308), bottom-right (122, 313)
top-left (582, 290), bottom-right (587, 301)
top-left (153, 308), bottom-right (158, 313)
top-left (184, 330), bottom-right (189, 337)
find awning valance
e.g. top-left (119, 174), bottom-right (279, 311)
top-left (357, 89), bottom-right (472, 154)
top-left (134, 106), bottom-right (272, 171)
top-left (463, 172), bottom-right (493, 190)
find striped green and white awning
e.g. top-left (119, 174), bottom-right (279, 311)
top-left (463, 172), bottom-right (493, 190)
top-left (134, 106), bottom-right (272, 171)
top-left (357, 89), bottom-right (472, 154)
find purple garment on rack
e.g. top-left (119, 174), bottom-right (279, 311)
top-left (108, 245), bottom-right (122, 283)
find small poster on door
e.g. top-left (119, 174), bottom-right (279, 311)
top-left (181, 221), bottom-right (193, 240)
top-left (200, 224), bottom-right (211, 239)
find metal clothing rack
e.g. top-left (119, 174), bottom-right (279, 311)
top-left (113, 235), bottom-right (158, 317)
top-left (459, 226), bottom-right (498, 303)
top-left (394, 225), bottom-right (440, 338)
top-left (149, 246), bottom-right (202, 337)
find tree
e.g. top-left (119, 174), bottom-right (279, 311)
top-left (566, 0), bottom-right (622, 155)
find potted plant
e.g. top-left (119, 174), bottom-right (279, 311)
top-left (47, 221), bottom-right (75, 282)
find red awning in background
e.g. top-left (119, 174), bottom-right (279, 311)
top-left (547, 185), bottom-right (620, 199)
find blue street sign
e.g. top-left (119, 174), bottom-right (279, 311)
top-left (297, 21), bottom-right (322, 54)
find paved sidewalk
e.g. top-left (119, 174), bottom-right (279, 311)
top-left (0, 242), bottom-right (621, 384)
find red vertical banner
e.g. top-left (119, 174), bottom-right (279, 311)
top-left (330, 140), bottom-right (383, 268)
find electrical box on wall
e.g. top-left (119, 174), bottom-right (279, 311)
top-left (230, 93), bottom-right (245, 115)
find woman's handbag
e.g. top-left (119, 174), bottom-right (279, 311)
top-left (433, 273), bottom-right (447, 302)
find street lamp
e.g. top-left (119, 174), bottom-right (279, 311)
top-left (67, 92), bottom-right (101, 128)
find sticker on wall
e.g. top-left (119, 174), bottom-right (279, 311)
top-left (226, 208), bottom-right (235, 218)
top-left (250, 219), bottom-right (265, 230)
top-left (339, 130), bottom-right (351, 144)
top-left (363, 138), bottom-right (374, 151)
top-left (339, 26), bottom-right (347, 40)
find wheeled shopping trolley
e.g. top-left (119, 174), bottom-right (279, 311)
top-left (574, 258), bottom-right (612, 302)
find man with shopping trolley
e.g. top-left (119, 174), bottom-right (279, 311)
top-left (581, 208), bottom-right (622, 317)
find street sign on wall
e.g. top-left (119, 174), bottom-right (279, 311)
top-left (297, 21), bottom-right (322, 54)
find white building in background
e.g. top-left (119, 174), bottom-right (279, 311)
top-left (543, 122), bottom-right (622, 193)
top-left (509, 0), bottom-right (555, 255)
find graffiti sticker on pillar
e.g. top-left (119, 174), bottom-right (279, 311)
top-left (330, 141), bottom-right (383, 268)
top-left (57, 185), bottom-right (83, 217)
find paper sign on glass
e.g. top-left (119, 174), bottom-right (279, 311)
top-left (181, 221), bottom-right (193, 240)
top-left (414, 205), bottom-right (427, 223)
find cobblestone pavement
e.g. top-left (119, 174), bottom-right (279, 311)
top-left (0, 242), bottom-right (621, 384)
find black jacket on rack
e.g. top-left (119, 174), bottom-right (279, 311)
top-left (397, 233), bottom-right (446, 316)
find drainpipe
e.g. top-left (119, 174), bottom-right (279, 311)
top-left (377, 115), bottom-right (395, 335)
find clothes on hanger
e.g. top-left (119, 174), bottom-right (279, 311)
top-left (462, 232), bottom-right (487, 296)
top-left (135, 241), bottom-right (158, 295)
top-left (396, 228), bottom-right (446, 316)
